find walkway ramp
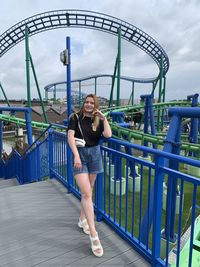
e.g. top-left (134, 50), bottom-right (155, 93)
top-left (0, 179), bottom-right (150, 267)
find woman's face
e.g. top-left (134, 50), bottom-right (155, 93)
top-left (83, 97), bottom-right (95, 114)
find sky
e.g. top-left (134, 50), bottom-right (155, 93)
top-left (0, 0), bottom-right (200, 102)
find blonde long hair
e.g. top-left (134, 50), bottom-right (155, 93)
top-left (79, 94), bottom-right (100, 131)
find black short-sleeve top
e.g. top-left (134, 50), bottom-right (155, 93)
top-left (67, 113), bottom-right (104, 147)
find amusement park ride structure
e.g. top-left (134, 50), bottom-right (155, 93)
top-left (0, 10), bottom-right (200, 267)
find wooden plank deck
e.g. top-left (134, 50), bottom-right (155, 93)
top-left (0, 178), bottom-right (151, 267)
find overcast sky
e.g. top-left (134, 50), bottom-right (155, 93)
top-left (0, 0), bottom-right (200, 102)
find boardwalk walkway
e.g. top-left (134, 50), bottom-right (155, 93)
top-left (0, 178), bottom-right (151, 267)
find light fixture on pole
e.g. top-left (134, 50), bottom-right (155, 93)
top-left (60, 49), bottom-right (68, 65)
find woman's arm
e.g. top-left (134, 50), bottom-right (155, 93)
top-left (67, 130), bottom-right (82, 169)
top-left (102, 116), bottom-right (112, 138)
top-left (94, 109), bottom-right (112, 138)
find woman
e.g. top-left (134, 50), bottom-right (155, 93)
top-left (67, 94), bottom-right (112, 257)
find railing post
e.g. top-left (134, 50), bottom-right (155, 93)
top-left (25, 108), bottom-right (33, 145)
top-left (152, 155), bottom-right (164, 267)
top-left (48, 129), bottom-right (54, 179)
top-left (28, 153), bottom-right (34, 183)
top-left (95, 141), bottom-right (103, 221)
top-left (66, 36), bottom-right (72, 118)
top-left (67, 139), bottom-right (73, 193)
top-left (19, 157), bottom-right (23, 184)
top-left (96, 172), bottom-right (103, 222)
top-left (21, 157), bottom-right (26, 183)
top-left (36, 141), bottom-right (41, 181)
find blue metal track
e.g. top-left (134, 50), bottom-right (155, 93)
top-left (0, 10), bottom-right (169, 75)
top-left (44, 74), bottom-right (158, 92)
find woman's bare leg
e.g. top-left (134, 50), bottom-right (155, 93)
top-left (75, 173), bottom-right (96, 236)
top-left (76, 173), bottom-right (102, 254)
top-left (80, 173), bottom-right (97, 221)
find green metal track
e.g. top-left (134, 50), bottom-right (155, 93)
top-left (0, 100), bottom-right (199, 153)
top-left (0, 114), bottom-right (62, 131)
top-left (103, 101), bottom-right (200, 154)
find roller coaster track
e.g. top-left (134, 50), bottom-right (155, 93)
top-left (0, 101), bottom-right (199, 153)
top-left (0, 9), bottom-right (172, 141)
top-left (0, 114), bottom-right (53, 131)
top-left (44, 74), bottom-right (158, 92)
top-left (104, 101), bottom-right (200, 153)
top-left (0, 9), bottom-right (169, 75)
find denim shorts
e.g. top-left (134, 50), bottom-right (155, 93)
top-left (72, 145), bottom-right (103, 176)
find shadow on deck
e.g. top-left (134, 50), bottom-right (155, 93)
top-left (0, 178), bottom-right (151, 267)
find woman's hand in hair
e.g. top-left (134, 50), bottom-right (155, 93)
top-left (93, 109), bottom-right (105, 121)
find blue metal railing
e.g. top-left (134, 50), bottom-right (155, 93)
top-left (50, 132), bottom-right (200, 267)
top-left (0, 137), bottom-right (50, 184)
top-left (0, 130), bottom-right (199, 266)
top-left (0, 123), bottom-right (67, 183)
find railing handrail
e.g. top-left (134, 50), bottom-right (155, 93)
top-left (23, 124), bottom-right (52, 155)
top-left (1, 130), bottom-right (199, 266)
top-left (105, 137), bottom-right (200, 167)
top-left (23, 123), bottom-right (67, 155)
top-left (51, 131), bottom-right (200, 266)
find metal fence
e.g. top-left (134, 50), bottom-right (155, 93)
top-left (1, 130), bottom-right (199, 267)
top-left (51, 131), bottom-right (200, 267)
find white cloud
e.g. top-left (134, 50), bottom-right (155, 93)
top-left (0, 0), bottom-right (200, 101)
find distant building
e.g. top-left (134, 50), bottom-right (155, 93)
top-left (120, 99), bottom-right (129, 106)
top-left (14, 105), bottom-right (70, 124)
top-left (0, 96), bottom-right (109, 125)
